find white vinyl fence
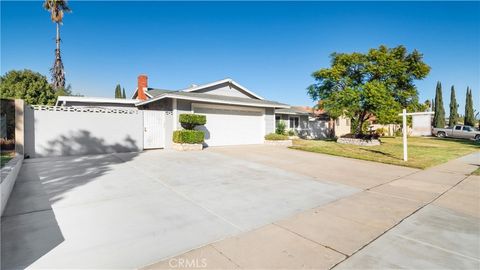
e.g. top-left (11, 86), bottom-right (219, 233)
top-left (24, 106), bottom-right (144, 157)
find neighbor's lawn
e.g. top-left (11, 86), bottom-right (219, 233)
top-left (0, 151), bottom-right (14, 168)
top-left (291, 137), bottom-right (479, 169)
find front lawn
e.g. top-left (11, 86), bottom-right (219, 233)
top-left (291, 137), bottom-right (479, 169)
top-left (1, 151), bottom-right (14, 168)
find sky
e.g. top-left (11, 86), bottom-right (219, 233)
top-left (1, 1), bottom-right (479, 112)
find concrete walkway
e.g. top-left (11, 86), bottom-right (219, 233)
top-left (145, 150), bottom-right (480, 270)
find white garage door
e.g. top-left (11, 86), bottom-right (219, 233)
top-left (193, 104), bottom-right (265, 146)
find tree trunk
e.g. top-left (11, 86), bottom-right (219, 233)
top-left (51, 22), bottom-right (65, 90)
top-left (56, 23), bottom-right (60, 51)
top-left (355, 111), bottom-right (367, 135)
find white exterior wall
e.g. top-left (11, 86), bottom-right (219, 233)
top-left (334, 116), bottom-right (351, 137)
top-left (265, 108), bottom-right (275, 134)
top-left (309, 119), bottom-right (330, 139)
top-left (24, 106), bottom-right (144, 157)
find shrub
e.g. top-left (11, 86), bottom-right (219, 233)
top-left (173, 130), bottom-right (205, 144)
top-left (265, 133), bottom-right (289, 140)
top-left (287, 129), bottom-right (296, 136)
top-left (341, 133), bottom-right (379, 140)
top-left (275, 120), bottom-right (286, 135)
top-left (179, 114), bottom-right (207, 130)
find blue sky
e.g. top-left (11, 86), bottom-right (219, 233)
top-left (1, 1), bottom-right (479, 112)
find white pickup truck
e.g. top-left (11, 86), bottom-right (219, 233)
top-left (432, 125), bottom-right (480, 140)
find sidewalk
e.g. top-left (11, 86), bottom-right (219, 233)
top-left (144, 152), bottom-right (480, 270)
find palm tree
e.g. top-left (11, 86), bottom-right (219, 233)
top-left (43, 0), bottom-right (71, 91)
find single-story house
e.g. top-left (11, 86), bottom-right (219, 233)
top-left (275, 106), bottom-right (351, 139)
top-left (57, 75), bottom-right (290, 149)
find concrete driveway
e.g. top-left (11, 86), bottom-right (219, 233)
top-left (146, 148), bottom-right (479, 270)
top-left (1, 146), bottom-right (383, 269)
top-left (5, 145), bottom-right (473, 270)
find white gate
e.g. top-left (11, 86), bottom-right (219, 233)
top-left (143, 110), bottom-right (165, 149)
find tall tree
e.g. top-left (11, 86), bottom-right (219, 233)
top-left (0, 70), bottom-right (57, 105)
top-left (122, 88), bottom-right (126, 99)
top-left (43, 0), bottom-right (71, 91)
top-left (433, 82), bottom-right (446, 128)
top-left (307, 45), bottom-right (430, 135)
top-left (448, 85), bottom-right (459, 127)
top-left (464, 87), bottom-right (475, 126)
top-left (114, 84), bottom-right (122, 98)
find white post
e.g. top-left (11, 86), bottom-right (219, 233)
top-left (402, 108), bottom-right (408, 161)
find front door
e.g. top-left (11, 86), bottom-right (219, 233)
top-left (143, 110), bottom-right (165, 149)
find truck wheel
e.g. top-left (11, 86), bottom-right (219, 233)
top-left (437, 132), bottom-right (446, 138)
top-left (475, 135), bottom-right (480, 141)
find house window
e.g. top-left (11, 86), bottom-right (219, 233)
top-left (275, 115), bottom-right (281, 126)
top-left (289, 116), bottom-right (300, 129)
top-left (335, 118), bottom-right (340, 126)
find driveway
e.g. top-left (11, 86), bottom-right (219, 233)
top-left (146, 149), bottom-right (479, 270)
top-left (1, 145), bottom-right (408, 269)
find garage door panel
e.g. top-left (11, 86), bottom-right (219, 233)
top-left (193, 106), bottom-right (264, 146)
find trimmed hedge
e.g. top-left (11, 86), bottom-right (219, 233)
top-left (264, 133), bottom-right (289, 140)
top-left (179, 114), bottom-right (207, 130)
top-left (173, 130), bottom-right (205, 144)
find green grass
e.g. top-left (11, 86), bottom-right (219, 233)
top-left (291, 137), bottom-right (480, 169)
top-left (472, 167), bottom-right (480, 176)
top-left (0, 151), bottom-right (14, 168)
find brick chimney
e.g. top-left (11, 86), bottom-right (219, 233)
top-left (137, 74), bottom-right (148, 101)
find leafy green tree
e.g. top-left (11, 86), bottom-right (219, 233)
top-left (448, 85), bottom-right (459, 127)
top-left (464, 87), bottom-right (475, 126)
top-left (433, 82), bottom-right (446, 128)
top-left (122, 88), bottom-right (126, 99)
top-left (0, 70), bottom-right (57, 105)
top-left (43, 0), bottom-right (71, 90)
top-left (307, 45), bottom-right (430, 135)
top-left (114, 84), bottom-right (122, 98)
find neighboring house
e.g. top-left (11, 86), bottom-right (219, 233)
top-left (363, 115), bottom-right (400, 136)
top-left (274, 106), bottom-right (351, 139)
top-left (57, 75), bottom-right (289, 149)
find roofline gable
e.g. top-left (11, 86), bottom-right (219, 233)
top-left (131, 88), bottom-right (153, 99)
top-left (180, 78), bottom-right (264, 100)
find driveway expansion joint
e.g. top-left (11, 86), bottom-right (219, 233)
top-left (331, 172), bottom-right (473, 269)
top-left (272, 223), bottom-right (349, 258)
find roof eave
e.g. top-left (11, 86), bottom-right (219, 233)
top-left (135, 94), bottom-right (289, 109)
